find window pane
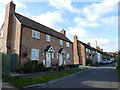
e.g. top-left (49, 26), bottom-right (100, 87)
top-left (37, 32), bottom-right (40, 39)
top-left (31, 49), bottom-right (35, 60)
top-left (32, 30), bottom-right (35, 37)
top-left (36, 50), bottom-right (39, 60)
top-left (52, 52), bottom-right (54, 59)
top-left (60, 40), bottom-right (63, 45)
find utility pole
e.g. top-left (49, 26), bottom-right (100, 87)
top-left (96, 40), bottom-right (97, 48)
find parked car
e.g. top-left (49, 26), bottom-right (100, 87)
top-left (107, 60), bottom-right (112, 64)
top-left (110, 58), bottom-right (114, 62)
top-left (100, 59), bottom-right (108, 64)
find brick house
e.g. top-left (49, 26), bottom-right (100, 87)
top-left (73, 35), bottom-right (104, 65)
top-left (0, 2), bottom-right (74, 67)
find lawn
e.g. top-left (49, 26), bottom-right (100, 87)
top-left (3, 69), bottom-right (84, 88)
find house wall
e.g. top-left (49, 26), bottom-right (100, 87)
top-left (20, 27), bottom-right (73, 65)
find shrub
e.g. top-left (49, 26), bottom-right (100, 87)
top-left (86, 59), bottom-right (93, 66)
top-left (67, 64), bottom-right (79, 68)
top-left (22, 52), bottom-right (28, 57)
top-left (116, 54), bottom-right (120, 77)
top-left (58, 64), bottom-right (66, 70)
top-left (44, 67), bottom-right (51, 71)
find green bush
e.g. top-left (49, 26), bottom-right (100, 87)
top-left (44, 67), bottom-right (51, 71)
top-left (58, 64), bottom-right (66, 70)
top-left (86, 59), bottom-right (93, 66)
top-left (116, 54), bottom-right (120, 77)
top-left (67, 64), bottom-right (79, 68)
top-left (1, 53), bottom-right (11, 74)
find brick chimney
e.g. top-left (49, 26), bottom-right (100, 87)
top-left (4, 1), bottom-right (16, 53)
top-left (87, 42), bottom-right (91, 46)
top-left (96, 46), bottom-right (100, 50)
top-left (101, 49), bottom-right (103, 52)
top-left (60, 29), bottom-right (66, 36)
top-left (73, 35), bottom-right (80, 64)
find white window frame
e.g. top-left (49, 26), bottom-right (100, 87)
top-left (0, 31), bottom-right (3, 38)
top-left (31, 49), bottom-right (39, 60)
top-left (32, 30), bottom-right (40, 39)
top-left (66, 54), bottom-right (70, 60)
top-left (46, 35), bottom-right (51, 42)
top-left (60, 40), bottom-right (63, 45)
top-left (66, 42), bottom-right (70, 47)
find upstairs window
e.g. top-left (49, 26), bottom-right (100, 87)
top-left (46, 35), bottom-right (51, 42)
top-left (31, 49), bottom-right (39, 60)
top-left (67, 54), bottom-right (70, 60)
top-left (66, 42), bottom-right (70, 47)
top-left (0, 31), bottom-right (3, 38)
top-left (32, 30), bottom-right (40, 39)
top-left (60, 40), bottom-right (63, 45)
top-left (86, 48), bottom-right (88, 52)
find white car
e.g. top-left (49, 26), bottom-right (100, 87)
top-left (107, 60), bottom-right (112, 64)
top-left (101, 59), bottom-right (108, 64)
top-left (111, 58), bottom-right (114, 62)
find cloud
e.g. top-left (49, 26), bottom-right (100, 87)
top-left (66, 27), bottom-right (90, 42)
top-left (74, 17), bottom-right (99, 27)
top-left (49, 0), bottom-right (81, 14)
top-left (31, 11), bottom-right (64, 30)
top-left (0, 0), bottom-right (25, 28)
top-left (82, 0), bottom-right (118, 22)
top-left (0, 0), bottom-right (25, 8)
top-left (100, 16), bottom-right (118, 26)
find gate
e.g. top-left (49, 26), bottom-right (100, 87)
top-left (8, 53), bottom-right (17, 72)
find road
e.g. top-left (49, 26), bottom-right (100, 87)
top-left (40, 62), bottom-right (119, 88)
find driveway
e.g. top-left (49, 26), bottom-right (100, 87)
top-left (40, 62), bottom-right (119, 88)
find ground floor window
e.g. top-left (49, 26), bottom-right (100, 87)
top-left (31, 49), bottom-right (39, 60)
top-left (67, 54), bottom-right (70, 60)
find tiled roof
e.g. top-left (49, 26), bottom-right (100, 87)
top-left (14, 13), bottom-right (72, 43)
top-left (77, 40), bottom-right (104, 53)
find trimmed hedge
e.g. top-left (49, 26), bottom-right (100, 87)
top-left (116, 54), bottom-right (120, 77)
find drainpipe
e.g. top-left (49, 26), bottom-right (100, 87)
top-left (19, 25), bottom-right (24, 66)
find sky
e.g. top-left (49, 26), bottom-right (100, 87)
top-left (0, 0), bottom-right (119, 52)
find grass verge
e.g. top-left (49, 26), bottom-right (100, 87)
top-left (3, 69), bottom-right (84, 88)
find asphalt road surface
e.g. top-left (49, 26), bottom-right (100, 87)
top-left (40, 62), bottom-right (119, 88)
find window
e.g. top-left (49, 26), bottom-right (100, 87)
top-left (31, 49), bottom-right (39, 60)
top-left (60, 40), bottom-right (63, 45)
top-left (86, 48), bottom-right (88, 52)
top-left (0, 47), bottom-right (2, 51)
top-left (52, 52), bottom-right (54, 59)
top-left (0, 31), bottom-right (3, 38)
top-left (57, 53), bottom-right (58, 59)
top-left (67, 54), bottom-right (70, 60)
top-left (66, 42), bottom-right (70, 47)
top-left (32, 30), bottom-right (40, 39)
top-left (46, 35), bottom-right (51, 42)
top-left (89, 49), bottom-right (90, 52)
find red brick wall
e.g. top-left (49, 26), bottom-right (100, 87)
top-left (20, 27), bottom-right (73, 66)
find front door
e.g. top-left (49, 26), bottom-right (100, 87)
top-left (59, 54), bottom-right (63, 66)
top-left (46, 52), bottom-right (51, 67)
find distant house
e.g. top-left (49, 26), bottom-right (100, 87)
top-left (73, 35), bottom-right (104, 65)
top-left (0, 1), bottom-right (74, 67)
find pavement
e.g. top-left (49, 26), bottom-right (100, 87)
top-left (37, 62), bottom-right (119, 89)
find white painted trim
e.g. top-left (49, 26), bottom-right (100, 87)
top-left (13, 14), bottom-right (21, 25)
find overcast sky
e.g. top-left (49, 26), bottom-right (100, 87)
top-left (0, 0), bottom-right (119, 52)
